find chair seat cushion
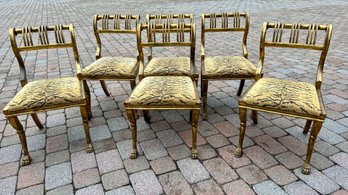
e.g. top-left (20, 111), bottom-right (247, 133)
top-left (239, 78), bottom-right (324, 118)
top-left (124, 76), bottom-right (200, 108)
top-left (79, 57), bottom-right (138, 79)
top-left (144, 57), bottom-right (194, 77)
top-left (203, 56), bottom-right (256, 79)
top-left (3, 77), bottom-right (85, 115)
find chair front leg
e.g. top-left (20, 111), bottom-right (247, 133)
top-left (8, 116), bottom-right (31, 166)
top-left (302, 120), bottom-right (322, 175)
top-left (127, 109), bottom-right (138, 159)
top-left (235, 107), bottom-right (247, 157)
top-left (303, 120), bottom-right (312, 134)
top-left (100, 80), bottom-right (110, 96)
top-left (83, 80), bottom-right (92, 120)
top-left (237, 79), bottom-right (245, 96)
top-left (201, 79), bottom-right (208, 120)
top-left (80, 105), bottom-right (94, 153)
top-left (191, 109), bottom-right (200, 159)
top-left (30, 113), bottom-right (44, 129)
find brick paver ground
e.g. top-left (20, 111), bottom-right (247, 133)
top-left (0, 0), bottom-right (348, 194)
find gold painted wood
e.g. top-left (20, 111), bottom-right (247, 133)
top-left (236, 22), bottom-right (333, 175)
top-left (78, 14), bottom-right (140, 96)
top-left (201, 12), bottom-right (254, 120)
top-left (124, 76), bottom-right (200, 158)
top-left (138, 16), bottom-right (198, 83)
top-left (4, 24), bottom-right (94, 166)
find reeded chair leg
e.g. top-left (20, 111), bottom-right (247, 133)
top-left (30, 113), bottom-right (44, 129)
top-left (126, 109), bottom-right (138, 159)
top-left (83, 81), bottom-right (92, 120)
top-left (143, 110), bottom-right (151, 124)
top-left (130, 80), bottom-right (136, 91)
top-left (201, 79), bottom-right (208, 120)
top-left (303, 120), bottom-right (312, 134)
top-left (8, 116), bottom-right (31, 166)
top-left (302, 120), bottom-right (322, 175)
top-left (100, 80), bottom-right (110, 96)
top-left (235, 107), bottom-right (247, 157)
top-left (237, 79), bottom-right (245, 96)
top-left (191, 109), bottom-right (200, 159)
top-left (251, 110), bottom-right (258, 124)
top-left (80, 105), bottom-right (94, 153)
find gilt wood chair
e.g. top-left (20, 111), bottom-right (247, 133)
top-left (235, 22), bottom-right (333, 175)
top-left (3, 24), bottom-right (94, 166)
top-left (140, 14), bottom-right (198, 84)
top-left (201, 12), bottom-right (256, 120)
top-left (78, 14), bottom-right (140, 97)
top-left (124, 22), bottom-right (201, 159)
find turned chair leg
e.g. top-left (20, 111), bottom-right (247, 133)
top-left (235, 108), bottom-right (247, 157)
top-left (302, 120), bottom-right (322, 175)
top-left (80, 105), bottom-right (94, 153)
top-left (30, 113), bottom-right (44, 129)
top-left (8, 116), bottom-right (31, 166)
top-left (201, 79), bottom-right (208, 120)
top-left (126, 109), bottom-right (138, 159)
top-left (251, 110), bottom-right (258, 124)
top-left (191, 109), bottom-right (200, 159)
top-left (100, 80), bottom-right (110, 96)
top-left (237, 79), bottom-right (245, 96)
top-left (303, 120), bottom-right (312, 134)
top-left (83, 80), bottom-right (92, 120)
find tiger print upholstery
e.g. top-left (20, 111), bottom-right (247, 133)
top-left (79, 57), bottom-right (138, 79)
top-left (239, 78), bottom-right (324, 118)
top-left (144, 57), bottom-right (194, 77)
top-left (3, 77), bottom-right (85, 115)
top-left (203, 56), bottom-right (256, 79)
top-left (125, 76), bottom-right (200, 107)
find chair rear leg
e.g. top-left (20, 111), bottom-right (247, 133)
top-left (191, 109), bottom-right (200, 159)
top-left (143, 110), bottom-right (151, 124)
top-left (130, 80), bottom-right (136, 91)
top-left (80, 105), bottom-right (94, 153)
top-left (201, 79), bottom-right (208, 120)
top-left (302, 120), bottom-right (322, 175)
top-left (100, 80), bottom-right (110, 96)
top-left (30, 113), bottom-right (43, 129)
top-left (237, 79), bottom-right (245, 96)
top-left (235, 107), bottom-right (247, 157)
top-left (303, 120), bottom-right (312, 134)
top-left (8, 116), bottom-right (31, 166)
top-left (251, 110), bottom-right (258, 124)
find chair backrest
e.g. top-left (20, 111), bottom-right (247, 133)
top-left (258, 22), bottom-right (333, 88)
top-left (137, 20), bottom-right (196, 73)
top-left (146, 14), bottom-right (193, 25)
top-left (201, 12), bottom-right (250, 59)
top-left (93, 14), bottom-right (140, 59)
top-left (9, 24), bottom-right (80, 86)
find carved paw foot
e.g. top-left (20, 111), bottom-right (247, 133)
top-left (21, 155), bottom-right (32, 166)
top-left (86, 144), bottom-right (94, 153)
top-left (130, 149), bottom-right (138, 159)
top-left (234, 147), bottom-right (243, 157)
top-left (301, 163), bottom-right (311, 175)
top-left (191, 149), bottom-right (198, 159)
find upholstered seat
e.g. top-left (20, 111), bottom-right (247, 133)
top-left (203, 56), bottom-right (256, 79)
top-left (125, 76), bottom-right (200, 108)
top-left (3, 77), bottom-right (85, 115)
top-left (239, 78), bottom-right (324, 118)
top-left (79, 57), bottom-right (138, 80)
top-left (143, 57), bottom-right (193, 77)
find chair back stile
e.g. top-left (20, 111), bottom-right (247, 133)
top-left (256, 22), bottom-right (333, 87)
top-left (10, 25), bottom-right (81, 87)
top-left (93, 14), bottom-right (140, 60)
